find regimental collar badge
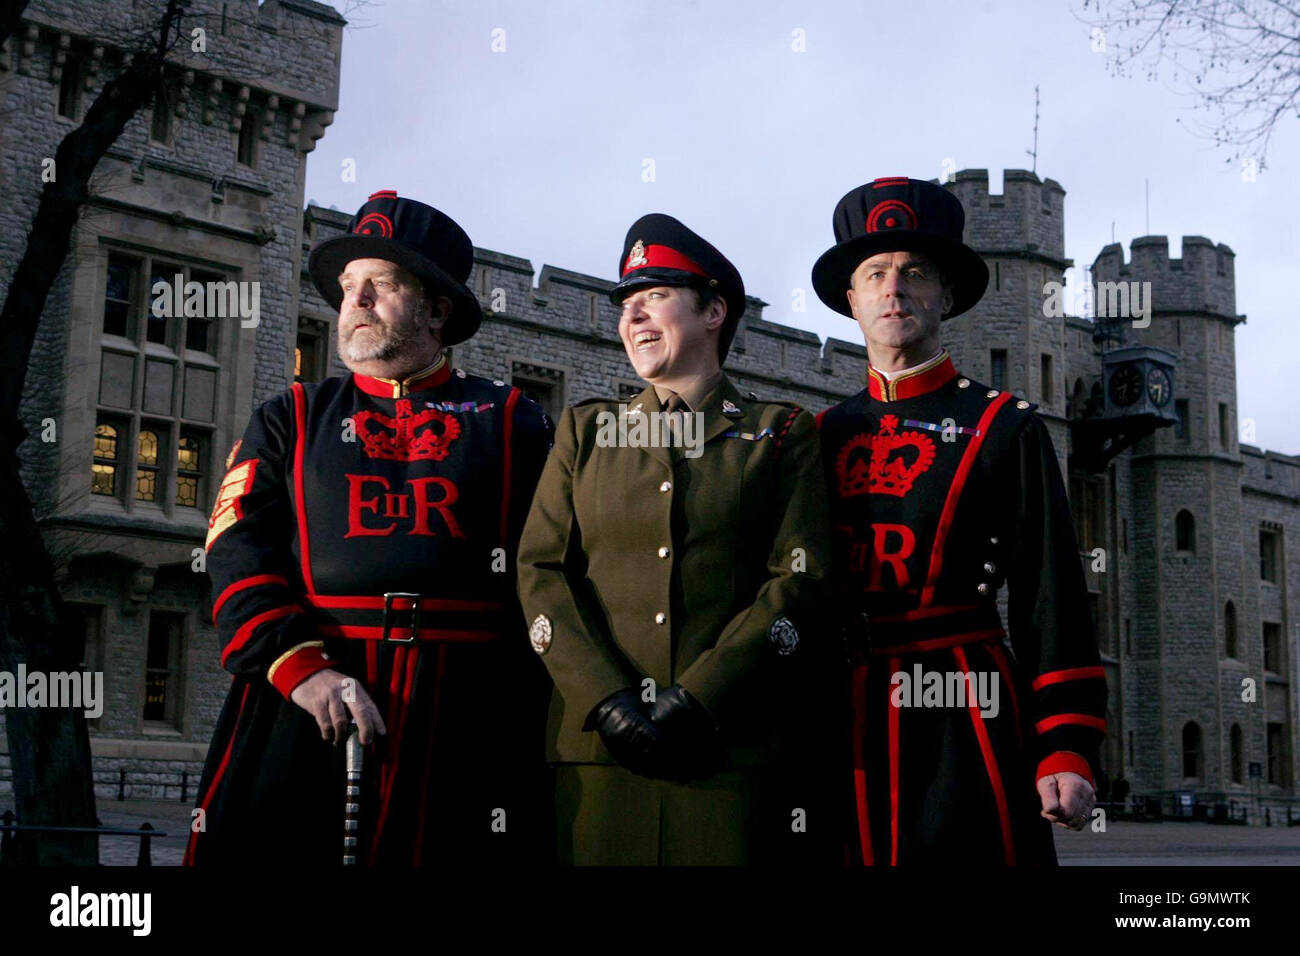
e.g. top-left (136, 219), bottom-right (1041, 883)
top-left (722, 399), bottom-right (742, 416)
top-left (625, 239), bottom-right (648, 271)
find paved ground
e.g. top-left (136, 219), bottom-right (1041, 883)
top-left (1055, 819), bottom-right (1300, 865)
top-left (94, 797), bottom-right (193, 866)
top-left (85, 797), bottom-right (1300, 866)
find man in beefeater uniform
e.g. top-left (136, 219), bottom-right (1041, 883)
top-left (184, 191), bottom-right (553, 865)
top-left (812, 177), bottom-right (1107, 865)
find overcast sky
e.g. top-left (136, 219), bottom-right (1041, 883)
top-left (305, 0), bottom-right (1300, 456)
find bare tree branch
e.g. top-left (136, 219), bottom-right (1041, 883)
top-left (1078, 0), bottom-right (1300, 168)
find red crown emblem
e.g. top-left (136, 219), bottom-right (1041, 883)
top-left (352, 399), bottom-right (461, 462)
top-left (835, 415), bottom-right (935, 498)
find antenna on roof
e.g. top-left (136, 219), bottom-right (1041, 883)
top-left (1026, 85), bottom-right (1040, 175)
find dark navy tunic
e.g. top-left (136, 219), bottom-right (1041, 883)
top-left (186, 358), bottom-right (553, 866)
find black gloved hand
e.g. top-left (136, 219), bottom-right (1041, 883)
top-left (583, 687), bottom-right (668, 778)
top-left (648, 684), bottom-right (722, 781)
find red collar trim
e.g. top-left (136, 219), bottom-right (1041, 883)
top-left (867, 351), bottom-right (956, 402)
top-left (353, 356), bottom-right (451, 398)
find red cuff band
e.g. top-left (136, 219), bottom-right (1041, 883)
top-left (268, 644), bottom-right (335, 699)
top-left (1036, 751), bottom-right (1095, 787)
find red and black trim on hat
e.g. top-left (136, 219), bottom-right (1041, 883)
top-left (307, 190), bottom-right (483, 346)
top-left (621, 242), bottom-right (709, 279)
top-left (811, 176), bottom-right (989, 321)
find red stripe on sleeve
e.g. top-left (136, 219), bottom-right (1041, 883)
top-left (1035, 713), bottom-right (1107, 734)
top-left (220, 604), bottom-right (302, 667)
top-left (1032, 666), bottom-right (1105, 692)
top-left (212, 574), bottom-right (290, 624)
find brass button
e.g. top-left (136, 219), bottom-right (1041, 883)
top-left (658, 546), bottom-right (670, 558)
top-left (1016, 399), bottom-right (1030, 409)
top-left (989, 536), bottom-right (999, 546)
top-left (660, 480), bottom-right (672, 493)
top-left (986, 389), bottom-right (998, 399)
top-left (957, 378), bottom-right (970, 388)
top-left (977, 582), bottom-right (991, 595)
top-left (983, 562), bottom-right (996, 574)
top-left (654, 612), bottom-right (666, 625)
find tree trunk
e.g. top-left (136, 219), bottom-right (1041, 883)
top-left (0, 0), bottom-right (181, 865)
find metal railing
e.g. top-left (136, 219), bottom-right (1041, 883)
top-left (0, 810), bottom-right (166, 866)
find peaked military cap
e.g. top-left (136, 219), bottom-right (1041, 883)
top-left (611, 213), bottom-right (746, 362)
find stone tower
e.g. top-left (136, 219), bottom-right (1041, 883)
top-left (1092, 236), bottom-right (1282, 811)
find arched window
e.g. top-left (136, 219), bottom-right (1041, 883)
top-left (1182, 722), bottom-right (1203, 779)
top-left (1230, 724), bottom-right (1244, 785)
top-left (1176, 509), bottom-right (1195, 552)
top-left (1224, 601), bottom-right (1237, 658)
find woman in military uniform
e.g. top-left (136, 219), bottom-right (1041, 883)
top-left (517, 214), bottom-right (835, 865)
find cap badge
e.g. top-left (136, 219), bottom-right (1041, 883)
top-left (625, 239), bottom-right (648, 271)
top-left (866, 199), bottom-right (917, 233)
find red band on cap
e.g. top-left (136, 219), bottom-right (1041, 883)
top-left (873, 177), bottom-right (909, 189)
top-left (368, 190), bottom-right (398, 201)
top-left (623, 244), bottom-right (708, 279)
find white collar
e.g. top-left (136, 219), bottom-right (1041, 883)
top-left (876, 349), bottom-right (945, 381)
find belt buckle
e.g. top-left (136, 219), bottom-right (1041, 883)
top-left (381, 592), bottom-right (421, 645)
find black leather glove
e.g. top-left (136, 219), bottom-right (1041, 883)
top-left (648, 685), bottom-right (722, 781)
top-left (583, 687), bottom-right (668, 778)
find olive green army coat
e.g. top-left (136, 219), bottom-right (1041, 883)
top-left (516, 374), bottom-right (835, 865)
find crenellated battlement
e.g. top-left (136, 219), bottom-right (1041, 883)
top-left (944, 168), bottom-right (1067, 264)
top-left (17, 0), bottom-right (345, 111)
top-left (1092, 236), bottom-right (1237, 318)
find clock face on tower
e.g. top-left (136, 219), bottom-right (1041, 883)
top-left (1146, 367), bottom-right (1172, 407)
top-left (1109, 362), bottom-right (1144, 407)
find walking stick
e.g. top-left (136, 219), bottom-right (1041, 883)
top-left (343, 720), bottom-right (362, 866)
